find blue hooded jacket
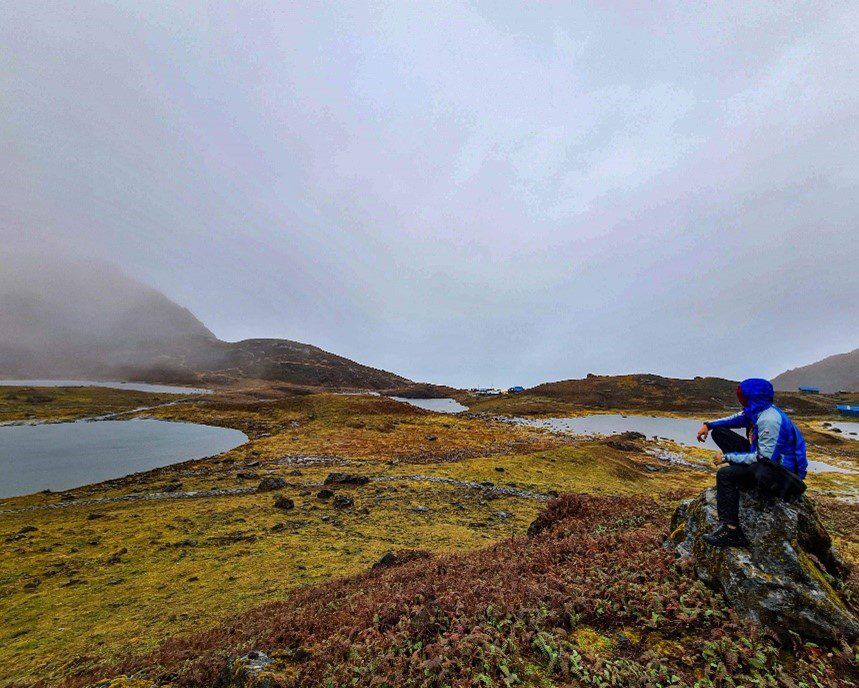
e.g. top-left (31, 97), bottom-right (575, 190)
top-left (705, 378), bottom-right (807, 479)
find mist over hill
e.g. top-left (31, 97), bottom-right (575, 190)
top-left (0, 254), bottom-right (410, 389)
top-left (772, 348), bottom-right (859, 393)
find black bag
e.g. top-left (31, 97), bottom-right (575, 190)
top-left (754, 458), bottom-right (806, 502)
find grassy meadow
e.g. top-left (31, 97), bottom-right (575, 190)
top-left (0, 386), bottom-right (856, 686)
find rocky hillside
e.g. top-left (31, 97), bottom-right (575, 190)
top-left (772, 348), bottom-right (859, 393)
top-left (0, 255), bottom-right (410, 390)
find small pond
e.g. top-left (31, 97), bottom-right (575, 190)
top-left (0, 419), bottom-right (247, 498)
top-left (512, 414), bottom-right (854, 474)
top-left (828, 421), bottom-right (859, 439)
top-left (514, 414), bottom-right (720, 449)
top-left (0, 379), bottom-right (211, 394)
top-left (390, 397), bottom-right (468, 413)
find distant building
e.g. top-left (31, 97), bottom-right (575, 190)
top-left (508, 386), bottom-right (525, 393)
top-left (836, 404), bottom-right (859, 417)
top-left (798, 386), bottom-right (820, 394)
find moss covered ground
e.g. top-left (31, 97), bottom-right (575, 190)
top-left (1, 387), bottom-right (856, 686)
top-left (0, 387), bottom-right (184, 424)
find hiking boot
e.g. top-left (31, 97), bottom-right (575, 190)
top-left (703, 524), bottom-right (749, 548)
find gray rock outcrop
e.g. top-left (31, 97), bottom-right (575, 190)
top-left (670, 488), bottom-right (858, 644)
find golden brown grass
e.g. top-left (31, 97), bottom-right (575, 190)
top-left (1, 390), bottom-right (855, 686)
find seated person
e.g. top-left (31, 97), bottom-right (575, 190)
top-left (696, 378), bottom-right (807, 548)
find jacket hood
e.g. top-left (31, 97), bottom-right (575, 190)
top-left (738, 378), bottom-right (774, 417)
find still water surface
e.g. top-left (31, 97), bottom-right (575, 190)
top-left (512, 414), bottom-right (853, 474)
top-left (829, 421), bottom-right (859, 439)
top-left (0, 379), bottom-right (211, 394)
top-left (514, 414), bottom-right (720, 449)
top-left (0, 419), bottom-right (247, 498)
top-left (390, 397), bottom-right (469, 413)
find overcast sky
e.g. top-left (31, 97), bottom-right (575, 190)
top-left (1, 2), bottom-right (856, 387)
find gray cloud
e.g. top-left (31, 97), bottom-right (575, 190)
top-left (1, 1), bottom-right (856, 387)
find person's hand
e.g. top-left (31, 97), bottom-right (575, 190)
top-left (697, 424), bottom-right (709, 443)
top-left (712, 452), bottom-right (724, 466)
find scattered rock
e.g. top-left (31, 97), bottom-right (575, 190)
top-left (288, 469), bottom-right (302, 476)
top-left (425, 434), bottom-right (437, 441)
top-left (219, 650), bottom-right (275, 688)
top-left (18, 525), bottom-right (38, 534)
top-left (494, 466), bottom-right (505, 472)
top-left (236, 472), bottom-right (259, 480)
top-left (670, 488), bottom-right (859, 643)
top-left (273, 495), bottom-right (295, 511)
top-left (87, 512), bottom-right (105, 520)
top-left (494, 510), bottom-right (513, 519)
top-left (257, 476), bottom-right (287, 492)
top-left (23, 578), bottom-right (41, 591)
top-left (316, 489), bottom-right (334, 500)
top-left (60, 578), bottom-right (86, 587)
top-left (372, 549), bottom-right (430, 569)
top-left (270, 522), bottom-right (287, 532)
top-left (332, 494), bottom-right (354, 509)
top-left (106, 578), bottom-right (124, 586)
top-left (106, 548), bottom-right (127, 564)
top-left (413, 505), bottom-right (429, 513)
top-left (323, 472), bottom-right (369, 486)
top-left (605, 439), bottom-right (641, 452)
top-left (373, 550), bottom-right (398, 568)
top-left (162, 482), bottom-right (183, 493)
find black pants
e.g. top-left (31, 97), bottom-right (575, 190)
top-left (711, 427), bottom-right (756, 526)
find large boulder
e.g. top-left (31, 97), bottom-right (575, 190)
top-left (323, 472), bottom-right (369, 486)
top-left (670, 488), bottom-right (858, 644)
top-left (257, 476), bottom-right (287, 492)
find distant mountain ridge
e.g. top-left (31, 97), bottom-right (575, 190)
top-left (772, 348), bottom-right (859, 393)
top-left (0, 255), bottom-right (411, 390)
